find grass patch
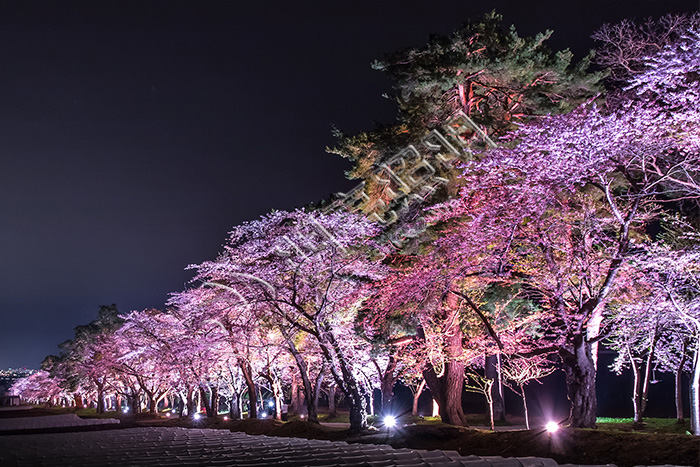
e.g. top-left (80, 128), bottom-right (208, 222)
top-left (596, 417), bottom-right (691, 435)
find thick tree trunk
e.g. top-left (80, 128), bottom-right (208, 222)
top-left (93, 379), bottom-right (105, 414)
top-left (116, 394), bottom-right (123, 414)
top-left (186, 388), bottom-right (195, 418)
top-left (74, 394), bottom-right (84, 409)
top-left (229, 390), bottom-right (242, 420)
top-left (149, 395), bottom-right (157, 414)
top-left (200, 386), bottom-right (217, 419)
top-left (560, 334), bottom-right (597, 428)
top-left (421, 299), bottom-right (467, 427)
top-left (485, 354), bottom-right (505, 422)
top-left (375, 356), bottom-right (398, 414)
top-left (412, 379), bottom-right (426, 416)
top-left (239, 359), bottom-right (257, 419)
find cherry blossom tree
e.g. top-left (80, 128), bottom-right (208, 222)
top-left (192, 209), bottom-right (385, 432)
top-left (501, 354), bottom-right (555, 430)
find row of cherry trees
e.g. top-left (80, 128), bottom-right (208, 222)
top-left (12, 13), bottom-right (700, 434)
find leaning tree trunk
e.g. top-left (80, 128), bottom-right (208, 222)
top-left (560, 333), bottom-right (597, 428)
top-left (319, 326), bottom-right (368, 432)
top-left (281, 327), bottom-right (319, 423)
top-left (412, 379), bottom-right (426, 416)
top-left (313, 366), bottom-right (325, 419)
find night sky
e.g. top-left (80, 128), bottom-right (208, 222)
top-left (1, 1), bottom-right (698, 370)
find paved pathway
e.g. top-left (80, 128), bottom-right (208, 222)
top-left (0, 427), bottom-right (690, 467)
top-left (0, 414), bottom-right (120, 431)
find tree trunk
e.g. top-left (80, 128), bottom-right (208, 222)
top-left (313, 368), bottom-right (325, 418)
top-left (412, 379), bottom-right (426, 416)
top-left (74, 394), bottom-right (84, 409)
top-left (229, 390), bottom-right (242, 420)
top-left (485, 354), bottom-right (505, 422)
top-left (200, 386), bottom-right (217, 419)
top-left (676, 340), bottom-right (689, 423)
top-left (627, 344), bottom-right (643, 424)
top-left (281, 328), bottom-right (318, 423)
top-left (94, 381), bottom-right (105, 414)
top-left (376, 356), bottom-right (398, 414)
top-left (239, 359), bottom-right (257, 419)
top-left (690, 342), bottom-right (700, 436)
top-left (186, 388), bottom-right (195, 418)
top-left (560, 333), bottom-right (597, 428)
top-left (116, 394), bottom-right (123, 414)
top-left (318, 325), bottom-right (367, 432)
top-left (639, 331), bottom-right (659, 420)
top-left (421, 299), bottom-right (467, 426)
top-left (520, 384), bottom-right (530, 430)
top-left (290, 375), bottom-right (300, 415)
top-left (328, 383), bottom-right (337, 417)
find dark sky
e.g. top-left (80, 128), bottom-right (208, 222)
top-left (1, 1), bottom-right (697, 369)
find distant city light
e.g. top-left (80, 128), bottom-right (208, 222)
top-left (384, 415), bottom-right (397, 428)
top-left (545, 421), bottom-right (559, 433)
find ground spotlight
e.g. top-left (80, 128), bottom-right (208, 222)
top-left (223, 416), bottom-right (228, 421)
top-left (260, 412), bottom-right (267, 418)
top-left (268, 401), bottom-right (274, 408)
top-left (165, 413), bottom-right (170, 418)
top-left (123, 407), bottom-right (129, 413)
top-left (545, 421), bottom-right (559, 433)
top-left (194, 413), bottom-right (201, 420)
top-left (383, 415), bottom-right (397, 429)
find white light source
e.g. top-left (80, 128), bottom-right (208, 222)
top-left (123, 407), bottom-right (129, 413)
top-left (545, 421), bottom-right (559, 433)
top-left (268, 401), bottom-right (274, 408)
top-left (165, 413), bottom-right (171, 418)
top-left (194, 413), bottom-right (201, 420)
top-left (260, 412), bottom-right (267, 418)
top-left (223, 416), bottom-right (228, 421)
top-left (384, 415), bottom-right (397, 428)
